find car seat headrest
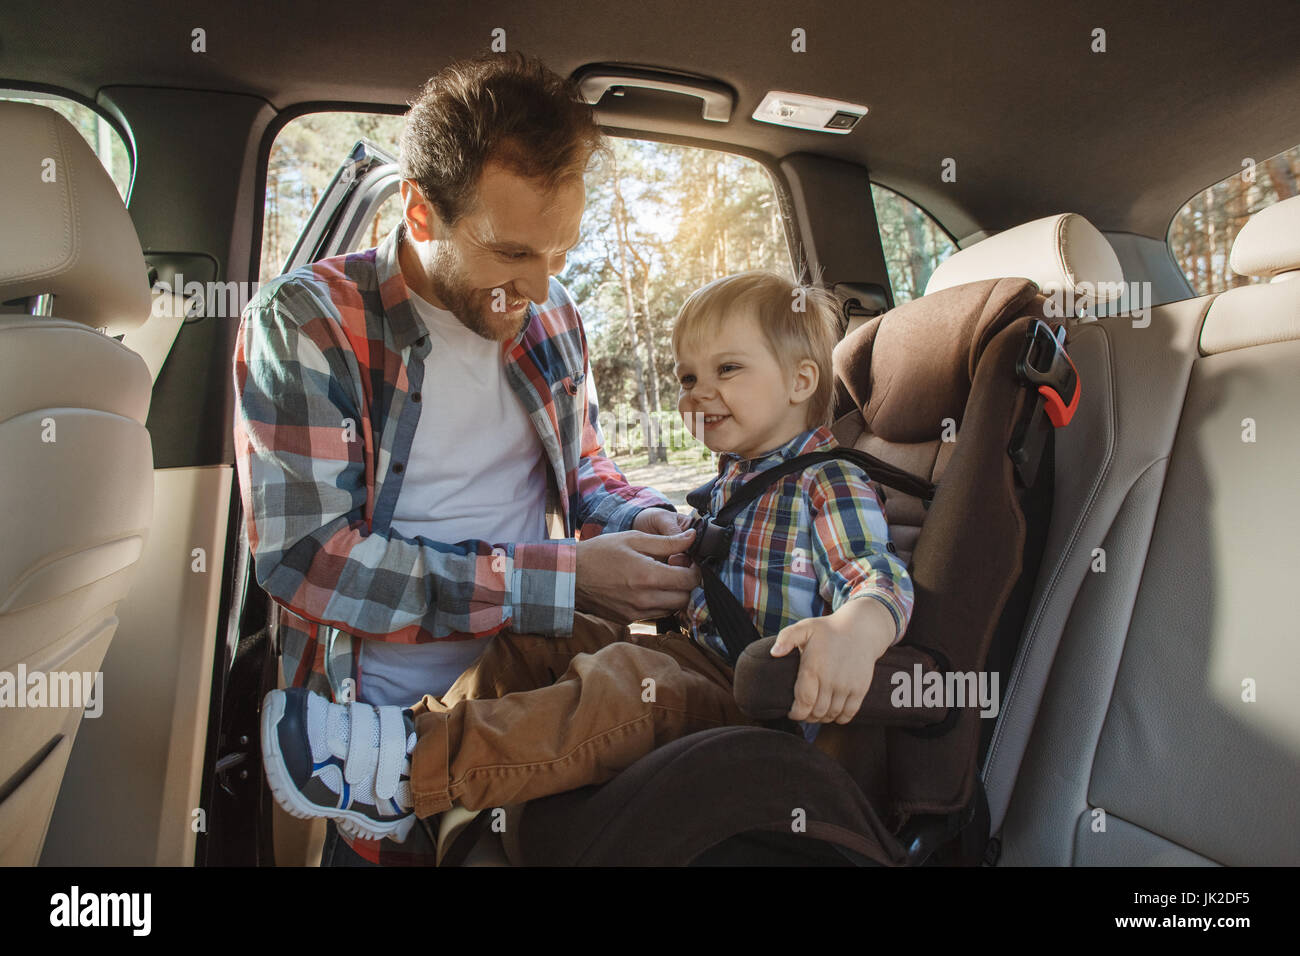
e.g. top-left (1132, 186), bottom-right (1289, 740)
top-left (1201, 194), bottom-right (1300, 356)
top-left (1229, 193), bottom-right (1300, 282)
top-left (832, 277), bottom-right (1040, 444)
top-left (0, 101), bottom-right (150, 331)
top-left (924, 213), bottom-right (1124, 316)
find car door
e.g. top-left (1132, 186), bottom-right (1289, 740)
top-left (199, 139), bottom-right (403, 866)
top-left (281, 138), bottom-right (402, 272)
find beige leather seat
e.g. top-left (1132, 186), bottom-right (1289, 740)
top-left (0, 102), bottom-right (154, 865)
top-left (980, 197), bottom-right (1300, 864)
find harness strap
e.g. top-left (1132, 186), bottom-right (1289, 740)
top-left (686, 447), bottom-right (934, 666)
top-left (698, 561), bottom-right (764, 665)
top-left (713, 448), bottom-right (935, 525)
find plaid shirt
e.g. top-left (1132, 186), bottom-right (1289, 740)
top-left (683, 425), bottom-right (913, 654)
top-left (233, 223), bottom-right (675, 863)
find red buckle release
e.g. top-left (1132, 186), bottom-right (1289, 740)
top-left (1037, 349), bottom-right (1080, 428)
top-left (1018, 320), bottom-right (1080, 429)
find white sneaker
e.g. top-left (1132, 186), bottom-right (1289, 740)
top-left (261, 687), bottom-right (417, 843)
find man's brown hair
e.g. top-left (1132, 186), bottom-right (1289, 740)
top-left (400, 51), bottom-right (608, 226)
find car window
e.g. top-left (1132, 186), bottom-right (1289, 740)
top-left (870, 183), bottom-right (956, 303)
top-left (1168, 143), bottom-right (1300, 295)
top-left (262, 114), bottom-right (793, 490)
top-left (569, 135), bottom-right (793, 473)
top-left (0, 91), bottom-right (131, 201)
top-left (261, 111), bottom-right (404, 281)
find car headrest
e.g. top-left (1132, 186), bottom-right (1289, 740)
top-left (0, 101), bottom-right (150, 331)
top-left (1201, 194), bottom-right (1300, 356)
top-left (1229, 193), bottom-right (1300, 282)
top-left (924, 213), bottom-right (1124, 315)
top-left (833, 277), bottom-right (1040, 444)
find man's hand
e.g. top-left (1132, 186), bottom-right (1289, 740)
top-left (770, 596), bottom-right (898, 724)
top-left (632, 507), bottom-right (696, 567)
top-left (575, 513), bottom-right (701, 624)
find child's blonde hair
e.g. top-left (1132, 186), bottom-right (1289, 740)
top-left (671, 270), bottom-right (842, 430)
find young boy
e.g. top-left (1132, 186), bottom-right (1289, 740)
top-left (261, 270), bottom-right (913, 844)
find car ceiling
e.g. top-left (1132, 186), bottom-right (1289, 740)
top-left (4, 0), bottom-right (1299, 241)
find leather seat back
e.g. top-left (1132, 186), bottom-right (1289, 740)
top-left (988, 194), bottom-right (1300, 864)
top-left (0, 101), bottom-right (154, 865)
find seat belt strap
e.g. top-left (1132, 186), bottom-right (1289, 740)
top-left (1010, 319), bottom-right (1080, 487)
top-left (118, 290), bottom-right (188, 384)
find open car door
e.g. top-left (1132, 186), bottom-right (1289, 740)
top-left (200, 139), bottom-right (401, 866)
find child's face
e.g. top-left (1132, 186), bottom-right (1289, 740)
top-left (674, 306), bottom-right (819, 462)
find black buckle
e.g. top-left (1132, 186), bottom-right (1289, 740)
top-left (1016, 319), bottom-right (1079, 428)
top-left (1009, 320), bottom-right (1079, 487)
top-left (686, 512), bottom-right (733, 564)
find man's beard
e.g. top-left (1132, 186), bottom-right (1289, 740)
top-left (425, 242), bottom-right (527, 343)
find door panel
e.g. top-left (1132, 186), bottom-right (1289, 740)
top-left (41, 466), bottom-right (232, 865)
top-left (207, 139), bottom-right (400, 865)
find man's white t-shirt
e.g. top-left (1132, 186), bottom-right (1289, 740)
top-left (359, 291), bottom-right (550, 707)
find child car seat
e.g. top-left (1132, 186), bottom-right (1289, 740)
top-left (509, 276), bottom-right (1076, 865)
top-left (733, 276), bottom-right (1076, 850)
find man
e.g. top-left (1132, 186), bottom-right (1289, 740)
top-left (233, 51), bottom-right (699, 865)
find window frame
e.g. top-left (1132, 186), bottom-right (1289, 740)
top-left (250, 101), bottom-right (408, 281)
top-left (250, 101), bottom-right (803, 284)
top-left (867, 179), bottom-right (960, 304)
top-left (1162, 141), bottom-right (1300, 297)
top-left (0, 81), bottom-right (137, 203)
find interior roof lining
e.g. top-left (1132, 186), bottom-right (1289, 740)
top-left (4, 0), bottom-right (1298, 240)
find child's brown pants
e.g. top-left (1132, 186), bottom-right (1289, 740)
top-left (407, 612), bottom-right (757, 817)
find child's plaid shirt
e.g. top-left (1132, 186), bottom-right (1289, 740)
top-left (682, 425), bottom-right (914, 655)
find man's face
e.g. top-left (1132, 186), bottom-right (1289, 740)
top-left (399, 161), bottom-right (585, 343)
top-left (674, 307), bottom-right (819, 462)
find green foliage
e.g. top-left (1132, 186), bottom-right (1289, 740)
top-left (870, 183), bottom-right (956, 303)
top-left (261, 111), bottom-right (404, 280)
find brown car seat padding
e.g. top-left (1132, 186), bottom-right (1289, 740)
top-left (735, 640), bottom-right (948, 727)
top-left (736, 277), bottom-right (1054, 827)
top-left (836, 277), bottom-right (1038, 445)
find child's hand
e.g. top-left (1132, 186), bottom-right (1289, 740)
top-left (770, 597), bottom-right (898, 724)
